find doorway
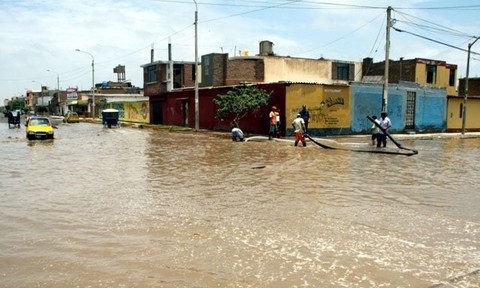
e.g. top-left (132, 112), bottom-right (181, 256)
top-left (152, 101), bottom-right (163, 124)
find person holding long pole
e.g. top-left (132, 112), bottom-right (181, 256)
top-left (378, 112), bottom-right (392, 148)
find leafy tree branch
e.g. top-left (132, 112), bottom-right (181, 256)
top-left (214, 84), bottom-right (271, 129)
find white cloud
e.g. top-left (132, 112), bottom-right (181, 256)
top-left (1, 0), bottom-right (479, 103)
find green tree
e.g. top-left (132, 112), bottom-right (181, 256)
top-left (9, 99), bottom-right (26, 111)
top-left (214, 84), bottom-right (272, 128)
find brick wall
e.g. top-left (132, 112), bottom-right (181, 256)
top-left (458, 78), bottom-right (480, 96)
top-left (226, 58), bottom-right (264, 85)
top-left (201, 53), bottom-right (228, 87)
top-left (389, 59), bottom-right (416, 83)
top-left (363, 58), bottom-right (416, 83)
top-left (182, 64), bottom-right (195, 87)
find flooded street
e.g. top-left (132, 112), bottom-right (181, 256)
top-left (0, 117), bottom-right (479, 288)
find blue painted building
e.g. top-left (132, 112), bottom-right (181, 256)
top-left (351, 82), bottom-right (447, 134)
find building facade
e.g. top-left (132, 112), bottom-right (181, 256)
top-left (143, 41), bottom-right (363, 127)
top-left (448, 77), bottom-right (480, 131)
top-left (351, 82), bottom-right (447, 134)
top-left (141, 42), bottom-right (463, 135)
top-left (363, 57), bottom-right (457, 97)
top-left (201, 53), bottom-right (362, 87)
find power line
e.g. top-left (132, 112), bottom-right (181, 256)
top-left (46, 1), bottom-right (480, 66)
top-left (395, 4), bottom-right (480, 10)
top-left (151, 0), bottom-right (387, 10)
top-left (201, 0), bottom-right (303, 23)
top-left (152, 0), bottom-right (480, 11)
top-left (290, 10), bottom-right (385, 57)
top-left (393, 10), bottom-right (474, 39)
top-left (392, 27), bottom-right (480, 56)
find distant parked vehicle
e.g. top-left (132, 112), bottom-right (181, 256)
top-left (25, 116), bottom-right (54, 140)
top-left (63, 111), bottom-right (80, 123)
top-left (7, 110), bottom-right (21, 128)
top-left (101, 109), bottom-right (119, 128)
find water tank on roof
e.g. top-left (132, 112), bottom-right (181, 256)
top-left (259, 40), bottom-right (274, 56)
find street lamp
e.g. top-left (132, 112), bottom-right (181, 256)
top-left (194, 0), bottom-right (199, 131)
top-left (75, 49), bottom-right (95, 119)
top-left (46, 69), bottom-right (60, 115)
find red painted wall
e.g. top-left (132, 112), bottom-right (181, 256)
top-left (155, 83), bottom-right (287, 135)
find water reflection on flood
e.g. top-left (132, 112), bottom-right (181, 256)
top-left (0, 120), bottom-right (479, 287)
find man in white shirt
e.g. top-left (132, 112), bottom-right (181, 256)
top-left (378, 112), bottom-right (391, 147)
top-left (231, 127), bottom-right (244, 142)
top-left (291, 113), bottom-right (307, 147)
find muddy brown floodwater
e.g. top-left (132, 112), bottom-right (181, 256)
top-left (0, 117), bottom-right (479, 287)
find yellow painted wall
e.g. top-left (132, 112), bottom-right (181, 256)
top-left (447, 97), bottom-right (463, 130)
top-left (438, 67), bottom-right (456, 96)
top-left (416, 63), bottom-right (456, 96)
top-left (286, 84), bottom-right (351, 128)
top-left (447, 97), bottom-right (480, 130)
top-left (124, 102), bottom-right (150, 123)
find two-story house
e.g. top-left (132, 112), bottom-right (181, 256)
top-left (359, 57), bottom-right (458, 133)
top-left (141, 56), bottom-right (197, 125)
top-left (202, 40), bottom-right (363, 87)
top-left (362, 57), bottom-right (457, 96)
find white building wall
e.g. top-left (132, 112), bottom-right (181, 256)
top-left (262, 57), bottom-right (362, 84)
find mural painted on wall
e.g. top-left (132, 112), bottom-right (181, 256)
top-left (125, 102), bottom-right (149, 123)
top-left (110, 103), bottom-right (125, 119)
top-left (286, 84), bottom-right (350, 128)
top-left (102, 101), bottom-right (150, 123)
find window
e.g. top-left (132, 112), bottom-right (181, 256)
top-left (426, 64), bottom-right (436, 84)
top-left (449, 68), bottom-right (455, 86)
top-left (173, 65), bottom-right (182, 88)
top-left (332, 62), bottom-right (354, 81)
top-left (203, 56), bottom-right (209, 78)
top-left (336, 63), bottom-right (350, 80)
top-left (147, 65), bottom-right (156, 83)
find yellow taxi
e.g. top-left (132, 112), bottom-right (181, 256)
top-left (26, 116), bottom-right (54, 140)
top-left (63, 111), bottom-right (80, 123)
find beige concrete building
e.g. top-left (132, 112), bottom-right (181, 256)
top-left (201, 40), bottom-right (363, 87)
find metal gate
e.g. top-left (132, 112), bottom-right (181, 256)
top-left (406, 91), bottom-right (416, 130)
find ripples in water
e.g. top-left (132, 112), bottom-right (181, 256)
top-left (0, 121), bottom-right (479, 287)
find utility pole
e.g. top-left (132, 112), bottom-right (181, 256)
top-left (382, 6), bottom-right (392, 113)
top-left (462, 36), bottom-right (480, 134)
top-left (47, 69), bottom-right (60, 115)
top-left (194, 0), bottom-right (199, 131)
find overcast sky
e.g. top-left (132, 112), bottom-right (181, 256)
top-left (1, 0), bottom-right (480, 105)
